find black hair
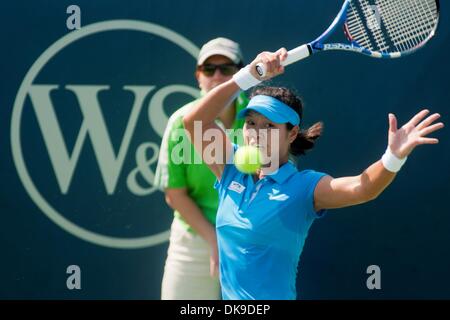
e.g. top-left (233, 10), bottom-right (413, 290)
top-left (250, 86), bottom-right (323, 157)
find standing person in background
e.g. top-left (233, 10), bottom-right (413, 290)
top-left (155, 38), bottom-right (248, 300)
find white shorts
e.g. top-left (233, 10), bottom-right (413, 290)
top-left (161, 219), bottom-right (221, 300)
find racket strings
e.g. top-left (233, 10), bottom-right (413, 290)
top-left (361, 0), bottom-right (389, 51)
top-left (346, 1), bottom-right (375, 51)
top-left (346, 0), bottom-right (438, 54)
top-left (377, 0), bottom-right (437, 52)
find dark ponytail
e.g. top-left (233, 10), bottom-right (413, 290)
top-left (288, 121), bottom-right (323, 156)
top-left (250, 86), bottom-right (323, 157)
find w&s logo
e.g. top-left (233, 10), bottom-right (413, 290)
top-left (11, 20), bottom-right (200, 249)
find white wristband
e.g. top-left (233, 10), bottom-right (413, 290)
top-left (381, 147), bottom-right (407, 173)
top-left (232, 65), bottom-right (261, 91)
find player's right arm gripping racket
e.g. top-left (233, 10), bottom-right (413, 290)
top-left (256, 0), bottom-right (440, 77)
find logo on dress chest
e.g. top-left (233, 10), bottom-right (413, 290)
top-left (228, 181), bottom-right (246, 194)
top-left (268, 188), bottom-right (290, 201)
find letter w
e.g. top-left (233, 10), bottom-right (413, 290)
top-left (28, 85), bottom-right (155, 194)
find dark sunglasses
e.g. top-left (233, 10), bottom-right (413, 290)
top-left (198, 63), bottom-right (238, 77)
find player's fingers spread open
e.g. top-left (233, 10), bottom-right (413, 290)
top-left (416, 113), bottom-right (441, 131)
top-left (418, 137), bottom-right (439, 145)
top-left (389, 113), bottom-right (397, 133)
top-left (408, 109), bottom-right (430, 127)
top-left (420, 122), bottom-right (444, 136)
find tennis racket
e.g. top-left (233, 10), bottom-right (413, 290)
top-left (256, 0), bottom-right (440, 77)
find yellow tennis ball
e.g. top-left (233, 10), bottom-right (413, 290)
top-left (234, 145), bottom-right (263, 174)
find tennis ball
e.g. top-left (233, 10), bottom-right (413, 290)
top-left (234, 145), bottom-right (263, 174)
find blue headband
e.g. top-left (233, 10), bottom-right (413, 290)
top-left (237, 95), bottom-right (301, 126)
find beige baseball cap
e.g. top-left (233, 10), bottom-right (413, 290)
top-left (197, 37), bottom-right (244, 66)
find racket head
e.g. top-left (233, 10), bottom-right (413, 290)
top-left (342, 0), bottom-right (440, 58)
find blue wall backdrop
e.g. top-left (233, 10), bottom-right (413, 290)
top-left (0, 0), bottom-right (449, 299)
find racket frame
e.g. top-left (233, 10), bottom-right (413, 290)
top-left (312, 0), bottom-right (440, 58)
top-left (255, 0), bottom-right (440, 77)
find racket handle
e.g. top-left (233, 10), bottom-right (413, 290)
top-left (255, 44), bottom-right (311, 77)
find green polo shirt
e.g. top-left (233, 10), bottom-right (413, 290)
top-left (155, 92), bottom-right (248, 232)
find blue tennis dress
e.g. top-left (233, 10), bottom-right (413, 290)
top-left (214, 144), bottom-right (328, 300)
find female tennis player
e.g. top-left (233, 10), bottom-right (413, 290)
top-left (182, 48), bottom-right (444, 299)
